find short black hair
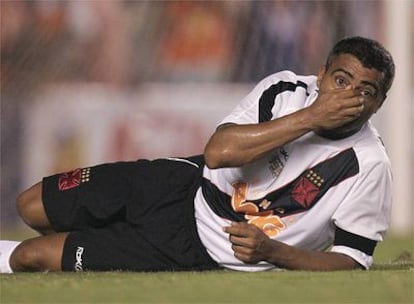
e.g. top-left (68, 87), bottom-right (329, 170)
top-left (326, 36), bottom-right (395, 96)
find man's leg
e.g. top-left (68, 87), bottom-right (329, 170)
top-left (16, 182), bottom-right (54, 235)
top-left (9, 233), bottom-right (68, 272)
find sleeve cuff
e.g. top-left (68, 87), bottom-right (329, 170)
top-left (330, 245), bottom-right (373, 269)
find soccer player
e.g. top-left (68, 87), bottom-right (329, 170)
top-left (0, 36), bottom-right (395, 273)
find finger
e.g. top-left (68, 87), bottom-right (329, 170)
top-left (341, 101), bottom-right (366, 117)
top-left (232, 246), bottom-right (258, 264)
top-left (226, 222), bottom-right (262, 240)
top-left (229, 235), bottom-right (255, 248)
top-left (342, 108), bottom-right (361, 120)
top-left (223, 222), bottom-right (250, 236)
top-left (359, 96), bottom-right (365, 109)
top-left (233, 251), bottom-right (250, 263)
top-left (338, 96), bottom-right (366, 110)
top-left (231, 243), bottom-right (251, 254)
top-left (329, 86), bottom-right (358, 98)
top-left (231, 244), bottom-right (252, 257)
top-left (356, 98), bottom-right (365, 112)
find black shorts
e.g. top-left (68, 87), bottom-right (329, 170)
top-left (42, 155), bottom-right (220, 272)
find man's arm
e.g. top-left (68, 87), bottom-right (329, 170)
top-left (204, 109), bottom-right (313, 169)
top-left (224, 222), bottom-right (361, 271)
top-left (204, 88), bottom-right (365, 169)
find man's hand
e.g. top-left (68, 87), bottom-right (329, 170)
top-left (223, 221), bottom-right (360, 271)
top-left (309, 87), bottom-right (365, 130)
top-left (223, 222), bottom-right (271, 264)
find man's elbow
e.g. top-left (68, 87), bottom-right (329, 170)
top-left (204, 139), bottom-right (250, 169)
top-left (204, 124), bottom-right (239, 169)
top-left (204, 145), bottom-right (229, 169)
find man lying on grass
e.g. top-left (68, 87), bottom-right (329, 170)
top-left (0, 36), bottom-right (395, 273)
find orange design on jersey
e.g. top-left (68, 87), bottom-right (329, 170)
top-left (246, 213), bottom-right (286, 237)
top-left (231, 182), bottom-right (258, 214)
top-left (231, 182), bottom-right (286, 237)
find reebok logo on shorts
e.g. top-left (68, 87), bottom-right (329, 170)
top-left (58, 168), bottom-right (91, 191)
top-left (75, 246), bottom-right (85, 272)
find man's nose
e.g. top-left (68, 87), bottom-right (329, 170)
top-left (351, 85), bottom-right (364, 95)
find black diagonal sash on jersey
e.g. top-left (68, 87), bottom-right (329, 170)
top-left (201, 148), bottom-right (359, 222)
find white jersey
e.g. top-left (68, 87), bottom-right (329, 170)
top-left (194, 71), bottom-right (392, 271)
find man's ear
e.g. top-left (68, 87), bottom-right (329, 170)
top-left (317, 65), bottom-right (326, 88)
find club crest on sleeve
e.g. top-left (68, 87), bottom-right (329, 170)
top-left (291, 170), bottom-right (324, 208)
top-left (58, 168), bottom-right (91, 191)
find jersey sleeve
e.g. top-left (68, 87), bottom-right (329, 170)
top-left (330, 161), bottom-right (392, 269)
top-left (218, 73), bottom-right (285, 126)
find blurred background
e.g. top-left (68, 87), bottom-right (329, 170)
top-left (1, 1), bottom-right (413, 237)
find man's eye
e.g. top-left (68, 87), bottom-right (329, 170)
top-left (361, 90), bottom-right (374, 97)
top-left (335, 77), bottom-right (347, 87)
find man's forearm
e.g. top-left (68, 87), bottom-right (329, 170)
top-left (263, 239), bottom-right (360, 271)
top-left (204, 108), bottom-right (314, 168)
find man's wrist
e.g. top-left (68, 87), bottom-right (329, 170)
top-left (263, 239), bottom-right (289, 266)
top-left (296, 107), bottom-right (319, 132)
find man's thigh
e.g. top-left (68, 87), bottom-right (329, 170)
top-left (41, 162), bottom-right (141, 232)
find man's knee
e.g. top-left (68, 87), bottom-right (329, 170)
top-left (16, 182), bottom-right (52, 233)
top-left (10, 239), bottom-right (42, 271)
top-left (10, 234), bottom-right (67, 272)
top-left (16, 183), bottom-right (41, 219)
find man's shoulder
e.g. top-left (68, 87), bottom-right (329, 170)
top-left (353, 123), bottom-right (391, 170)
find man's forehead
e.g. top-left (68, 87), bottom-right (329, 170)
top-left (328, 54), bottom-right (384, 84)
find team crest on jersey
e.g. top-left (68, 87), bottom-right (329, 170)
top-left (58, 168), bottom-right (91, 191)
top-left (291, 170), bottom-right (324, 208)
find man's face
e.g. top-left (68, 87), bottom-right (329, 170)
top-left (316, 53), bottom-right (386, 139)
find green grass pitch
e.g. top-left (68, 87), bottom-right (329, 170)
top-left (1, 234), bottom-right (413, 303)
